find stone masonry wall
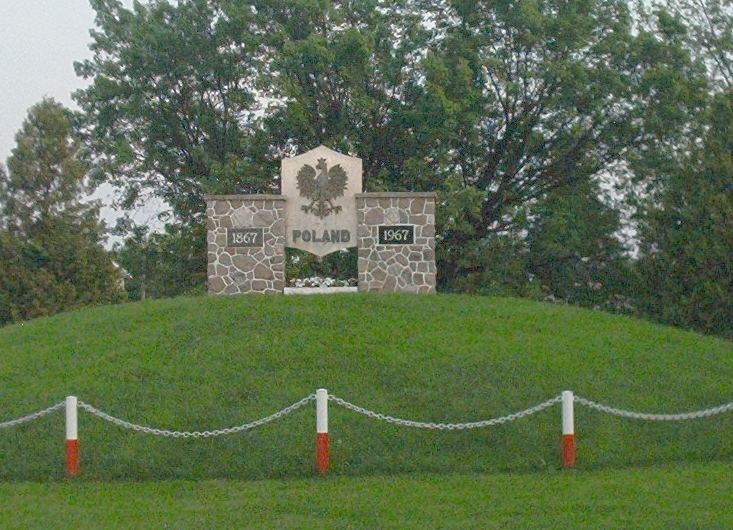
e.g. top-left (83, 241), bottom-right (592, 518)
top-left (205, 195), bottom-right (286, 294)
top-left (356, 193), bottom-right (436, 293)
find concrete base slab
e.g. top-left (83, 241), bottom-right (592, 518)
top-left (284, 287), bottom-right (358, 295)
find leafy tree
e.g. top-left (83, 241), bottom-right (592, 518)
top-left (249, 0), bottom-right (436, 190)
top-left (525, 182), bottom-right (632, 310)
top-left (75, 0), bottom-right (270, 222)
top-left (443, 180), bottom-right (633, 311)
top-left (636, 89), bottom-right (733, 337)
top-left (76, 0), bottom-right (438, 292)
top-left (2, 100), bottom-right (90, 235)
top-left (651, 0), bottom-right (732, 89)
top-left (75, 0), bottom-right (710, 307)
top-left (424, 1), bottom-right (707, 284)
top-left (75, 0), bottom-right (277, 299)
top-left (0, 99), bottom-right (124, 325)
top-left (114, 223), bottom-right (206, 300)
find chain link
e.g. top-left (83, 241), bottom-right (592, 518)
top-left (0, 401), bottom-right (65, 429)
top-left (4, 393), bottom-right (733, 434)
top-left (77, 394), bottom-right (316, 438)
top-left (328, 394), bottom-right (563, 430)
top-left (575, 396), bottom-right (733, 421)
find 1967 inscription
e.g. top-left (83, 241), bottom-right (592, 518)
top-left (378, 225), bottom-right (415, 245)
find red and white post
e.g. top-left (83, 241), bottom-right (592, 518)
top-left (65, 395), bottom-right (79, 477)
top-left (562, 390), bottom-right (575, 468)
top-left (316, 388), bottom-right (329, 475)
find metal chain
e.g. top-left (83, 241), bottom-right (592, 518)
top-left (328, 394), bottom-right (563, 430)
top-left (575, 396), bottom-right (733, 421)
top-left (4, 393), bottom-right (733, 435)
top-left (0, 401), bottom-right (65, 429)
top-left (77, 394), bottom-right (316, 438)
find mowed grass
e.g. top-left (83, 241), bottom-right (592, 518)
top-left (1, 463), bottom-right (732, 529)
top-left (0, 294), bottom-right (731, 481)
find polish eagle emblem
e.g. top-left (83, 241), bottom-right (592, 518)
top-left (296, 158), bottom-right (348, 219)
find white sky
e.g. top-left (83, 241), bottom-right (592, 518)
top-left (0, 0), bottom-right (98, 161)
top-left (0, 0), bottom-right (163, 243)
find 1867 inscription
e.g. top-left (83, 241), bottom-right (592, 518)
top-left (227, 228), bottom-right (264, 247)
top-left (378, 225), bottom-right (415, 245)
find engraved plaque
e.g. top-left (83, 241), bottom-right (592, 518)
top-left (227, 228), bottom-right (264, 248)
top-left (378, 225), bottom-right (415, 245)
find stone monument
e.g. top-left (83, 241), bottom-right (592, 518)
top-left (282, 146), bottom-right (362, 257)
top-left (206, 146), bottom-right (436, 294)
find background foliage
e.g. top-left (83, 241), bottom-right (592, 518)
top-left (0, 100), bottom-right (123, 325)
top-left (0, 0), bottom-right (730, 337)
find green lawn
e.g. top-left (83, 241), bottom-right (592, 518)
top-left (1, 463), bottom-right (731, 529)
top-left (1, 294), bottom-right (731, 480)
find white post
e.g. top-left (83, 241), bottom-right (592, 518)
top-left (561, 390), bottom-right (575, 467)
top-left (316, 388), bottom-right (329, 474)
top-left (65, 396), bottom-right (79, 476)
top-left (316, 389), bottom-right (328, 434)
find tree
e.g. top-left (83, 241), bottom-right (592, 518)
top-left (2, 100), bottom-right (90, 235)
top-left (75, 0), bottom-right (270, 223)
top-left (442, 179), bottom-right (633, 311)
top-left (0, 99), bottom-right (124, 325)
top-left (76, 0), bottom-right (438, 291)
top-left (250, 0), bottom-right (437, 190)
top-left (652, 0), bottom-right (732, 89)
top-left (636, 89), bottom-right (733, 337)
top-left (525, 182), bottom-right (632, 310)
top-left (422, 1), bottom-right (707, 285)
top-left (75, 0), bottom-right (286, 298)
top-left (113, 223), bottom-right (206, 300)
top-left (75, 0), bottom-right (709, 302)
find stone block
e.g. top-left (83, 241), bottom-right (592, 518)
top-left (366, 208), bottom-right (384, 225)
top-left (254, 210), bottom-right (275, 226)
top-left (224, 283), bottom-right (239, 294)
top-left (385, 207), bottom-right (401, 224)
top-left (232, 254), bottom-right (257, 272)
top-left (411, 199), bottom-right (426, 214)
top-left (411, 214), bottom-right (427, 225)
top-left (271, 219), bottom-right (285, 237)
top-left (251, 280), bottom-right (268, 291)
top-left (214, 201), bottom-right (229, 215)
top-left (254, 263), bottom-right (274, 280)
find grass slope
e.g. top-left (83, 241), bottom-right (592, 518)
top-left (0, 294), bottom-right (731, 480)
top-left (1, 463), bottom-right (732, 529)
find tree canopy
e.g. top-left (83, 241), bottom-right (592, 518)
top-left (51, 0), bottom-right (733, 336)
top-left (0, 99), bottom-right (124, 325)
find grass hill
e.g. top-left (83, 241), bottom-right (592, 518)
top-left (0, 294), bottom-right (731, 481)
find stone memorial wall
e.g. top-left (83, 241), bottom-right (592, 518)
top-left (205, 195), bottom-right (286, 294)
top-left (356, 193), bottom-right (436, 293)
top-left (205, 146), bottom-right (437, 295)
